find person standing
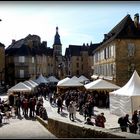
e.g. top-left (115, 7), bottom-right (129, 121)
top-left (118, 114), bottom-right (131, 132)
top-left (72, 99), bottom-right (77, 120)
top-left (68, 101), bottom-right (75, 121)
top-left (132, 110), bottom-right (138, 134)
top-left (57, 97), bottom-right (63, 114)
top-left (137, 110), bottom-right (140, 134)
top-left (15, 96), bottom-right (21, 116)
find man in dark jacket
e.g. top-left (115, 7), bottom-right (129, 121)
top-left (118, 114), bottom-right (131, 132)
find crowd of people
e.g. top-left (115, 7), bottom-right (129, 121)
top-left (0, 85), bottom-right (108, 129)
top-left (0, 89), bottom-right (49, 125)
top-left (2, 83), bottom-right (140, 135)
top-left (48, 88), bottom-right (107, 128)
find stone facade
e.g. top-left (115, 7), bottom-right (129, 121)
top-left (64, 43), bottom-right (99, 79)
top-left (92, 13), bottom-right (140, 86)
top-left (5, 27), bottom-right (62, 86)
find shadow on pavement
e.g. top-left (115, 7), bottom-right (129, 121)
top-left (60, 112), bottom-right (68, 118)
top-left (75, 117), bottom-right (83, 123)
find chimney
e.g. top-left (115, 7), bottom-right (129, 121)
top-left (104, 34), bottom-right (108, 40)
top-left (12, 39), bottom-right (16, 44)
top-left (42, 41), bottom-right (47, 47)
top-left (134, 13), bottom-right (139, 28)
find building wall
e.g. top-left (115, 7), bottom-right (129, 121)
top-left (115, 39), bottom-right (140, 86)
top-left (69, 52), bottom-right (92, 78)
top-left (93, 38), bottom-right (140, 87)
top-left (0, 46), bottom-right (5, 84)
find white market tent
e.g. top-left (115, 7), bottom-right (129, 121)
top-left (48, 76), bottom-right (59, 83)
top-left (57, 77), bottom-right (83, 87)
top-left (71, 76), bottom-right (80, 82)
top-left (29, 80), bottom-right (39, 86)
top-left (24, 81), bottom-right (36, 89)
top-left (78, 75), bottom-right (89, 83)
top-left (35, 74), bottom-right (49, 84)
top-left (8, 82), bottom-right (32, 93)
top-left (110, 70), bottom-right (140, 116)
top-left (84, 79), bottom-right (120, 91)
top-left (57, 77), bottom-right (70, 86)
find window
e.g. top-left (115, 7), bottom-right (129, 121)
top-left (32, 57), bottom-right (34, 63)
top-left (19, 70), bottom-right (24, 78)
top-left (128, 43), bottom-right (135, 57)
top-left (82, 64), bottom-right (83, 70)
top-left (104, 49), bottom-right (106, 59)
top-left (19, 56), bottom-right (25, 63)
top-left (76, 63), bottom-right (79, 68)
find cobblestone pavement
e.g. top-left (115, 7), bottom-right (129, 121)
top-left (0, 116), bottom-right (57, 139)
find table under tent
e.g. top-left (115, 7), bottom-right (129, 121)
top-left (84, 79), bottom-right (120, 108)
top-left (57, 77), bottom-right (84, 95)
top-left (7, 82), bottom-right (33, 106)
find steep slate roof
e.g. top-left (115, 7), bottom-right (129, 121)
top-left (95, 14), bottom-right (140, 50)
top-left (5, 34), bottom-right (54, 56)
top-left (53, 26), bottom-right (61, 45)
top-left (88, 43), bottom-right (100, 56)
top-left (65, 43), bottom-right (100, 57)
top-left (0, 42), bottom-right (5, 48)
top-left (68, 45), bottom-right (82, 56)
top-left (39, 43), bottom-right (54, 56)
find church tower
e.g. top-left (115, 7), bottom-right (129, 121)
top-left (53, 26), bottom-right (62, 56)
top-left (53, 26), bottom-right (63, 79)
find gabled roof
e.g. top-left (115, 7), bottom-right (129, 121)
top-left (95, 14), bottom-right (140, 51)
top-left (5, 34), bottom-right (53, 56)
top-left (0, 42), bottom-right (5, 48)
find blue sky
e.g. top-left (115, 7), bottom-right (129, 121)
top-left (0, 1), bottom-right (140, 55)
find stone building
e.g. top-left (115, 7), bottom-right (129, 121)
top-left (92, 13), bottom-right (140, 86)
top-left (5, 27), bottom-right (63, 86)
top-left (64, 43), bottom-right (99, 79)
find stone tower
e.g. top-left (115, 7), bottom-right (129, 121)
top-left (53, 26), bottom-right (63, 78)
